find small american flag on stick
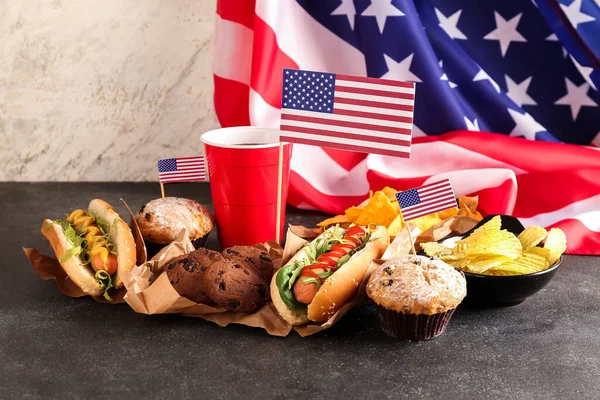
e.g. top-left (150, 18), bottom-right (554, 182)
top-left (396, 179), bottom-right (457, 221)
top-left (279, 68), bottom-right (415, 158)
top-left (157, 156), bottom-right (206, 184)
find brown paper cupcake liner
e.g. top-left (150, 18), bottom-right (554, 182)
top-left (376, 306), bottom-right (456, 341)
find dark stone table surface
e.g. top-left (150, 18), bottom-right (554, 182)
top-left (2, 182), bottom-right (599, 400)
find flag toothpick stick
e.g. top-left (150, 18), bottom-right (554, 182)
top-left (396, 179), bottom-right (458, 256)
top-left (160, 183), bottom-right (166, 200)
top-left (276, 142), bottom-right (284, 244)
top-left (405, 223), bottom-right (417, 255)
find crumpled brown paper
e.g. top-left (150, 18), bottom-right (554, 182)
top-left (22, 199), bottom-right (145, 304)
top-left (120, 229), bottom-right (292, 337)
top-left (414, 216), bottom-right (480, 251)
top-left (282, 224), bottom-right (417, 336)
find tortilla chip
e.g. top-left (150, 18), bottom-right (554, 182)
top-left (391, 199), bottom-right (401, 216)
top-left (457, 197), bottom-right (482, 219)
top-left (437, 207), bottom-right (459, 220)
top-left (316, 214), bottom-right (351, 227)
top-left (355, 191), bottom-right (398, 227)
top-left (459, 196), bottom-right (479, 213)
top-left (413, 214), bottom-right (443, 232)
top-left (381, 186), bottom-right (399, 202)
top-left (345, 206), bottom-right (364, 221)
top-left (387, 215), bottom-right (405, 237)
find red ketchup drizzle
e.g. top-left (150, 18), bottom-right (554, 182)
top-left (300, 226), bottom-right (367, 284)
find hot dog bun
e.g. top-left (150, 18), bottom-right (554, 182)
top-left (40, 199), bottom-right (136, 295)
top-left (270, 245), bottom-right (313, 325)
top-left (41, 219), bottom-right (105, 296)
top-left (308, 225), bottom-right (389, 321)
top-left (88, 199), bottom-right (136, 288)
top-left (271, 225), bottom-right (390, 325)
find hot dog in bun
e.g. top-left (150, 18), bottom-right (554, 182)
top-left (271, 224), bottom-right (390, 325)
top-left (41, 199), bottom-right (136, 300)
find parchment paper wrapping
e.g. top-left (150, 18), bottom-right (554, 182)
top-left (414, 216), bottom-right (480, 251)
top-left (283, 224), bottom-right (418, 337)
top-left (120, 229), bottom-right (293, 337)
top-left (22, 199), bottom-right (146, 304)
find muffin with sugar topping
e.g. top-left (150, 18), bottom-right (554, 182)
top-left (136, 197), bottom-right (214, 258)
top-left (367, 255), bottom-right (466, 341)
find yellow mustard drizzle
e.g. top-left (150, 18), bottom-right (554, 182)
top-left (66, 210), bottom-right (110, 263)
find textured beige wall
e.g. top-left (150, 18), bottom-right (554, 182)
top-left (0, 0), bottom-right (219, 181)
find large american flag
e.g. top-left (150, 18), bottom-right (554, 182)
top-left (213, 0), bottom-right (600, 255)
top-left (397, 179), bottom-right (457, 221)
top-left (157, 156), bottom-right (206, 184)
top-left (280, 68), bottom-right (414, 158)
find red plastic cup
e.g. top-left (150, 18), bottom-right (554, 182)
top-left (201, 127), bottom-right (292, 248)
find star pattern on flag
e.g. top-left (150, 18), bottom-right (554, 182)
top-left (483, 11), bottom-right (527, 57)
top-left (157, 158), bottom-right (177, 172)
top-left (570, 55), bottom-right (597, 91)
top-left (439, 60), bottom-right (457, 88)
top-left (473, 68), bottom-right (501, 93)
top-left (381, 53), bottom-right (422, 82)
top-left (397, 188), bottom-right (420, 208)
top-left (554, 78), bottom-right (597, 121)
top-left (505, 75), bottom-right (537, 107)
top-left (295, 0), bottom-right (600, 145)
top-left (508, 108), bottom-right (546, 140)
top-left (412, 124), bottom-right (427, 137)
top-left (361, 0), bottom-right (404, 34)
top-left (435, 8), bottom-right (467, 40)
top-left (331, 0), bottom-right (356, 30)
top-left (282, 70), bottom-right (336, 113)
top-left (464, 116), bottom-right (480, 131)
top-left (560, 0), bottom-right (595, 29)
top-left (545, 33), bottom-right (569, 58)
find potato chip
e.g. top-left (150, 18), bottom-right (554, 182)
top-left (316, 214), bottom-right (351, 227)
top-left (525, 246), bottom-right (551, 260)
top-left (488, 263), bottom-right (538, 275)
top-left (463, 230), bottom-right (523, 259)
top-left (489, 252), bottom-right (549, 275)
top-left (486, 269), bottom-right (523, 276)
top-left (422, 242), bottom-right (452, 257)
top-left (439, 252), bottom-right (467, 262)
top-left (544, 228), bottom-right (567, 266)
top-left (387, 215), bottom-right (404, 238)
top-left (454, 243), bottom-right (467, 253)
top-left (515, 252), bottom-right (549, 271)
top-left (462, 254), bottom-right (512, 274)
top-left (355, 191), bottom-right (398, 227)
top-left (463, 215), bottom-right (502, 243)
top-left (443, 257), bottom-right (470, 271)
top-left (431, 216), bottom-right (566, 276)
top-left (517, 226), bottom-right (547, 251)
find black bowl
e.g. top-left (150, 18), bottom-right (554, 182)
top-left (463, 258), bottom-right (561, 307)
top-left (440, 214), bottom-right (561, 307)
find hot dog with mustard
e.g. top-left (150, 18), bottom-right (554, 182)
top-left (41, 199), bottom-right (136, 300)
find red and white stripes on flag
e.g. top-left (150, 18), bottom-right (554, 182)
top-left (396, 179), bottom-right (457, 221)
top-left (212, 0), bottom-right (600, 254)
top-left (157, 156), bottom-right (206, 184)
top-left (279, 68), bottom-right (415, 158)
